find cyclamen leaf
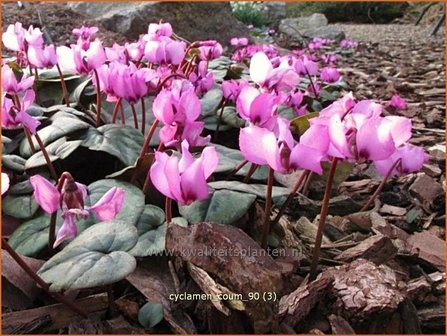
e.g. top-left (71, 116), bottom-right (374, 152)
top-left (2, 194), bottom-right (39, 219)
top-left (138, 302), bottom-right (164, 328)
top-left (37, 220), bottom-right (138, 291)
top-left (19, 111), bottom-right (90, 158)
top-left (25, 137), bottom-right (82, 170)
top-left (81, 125), bottom-right (144, 166)
top-left (179, 189), bottom-right (256, 225)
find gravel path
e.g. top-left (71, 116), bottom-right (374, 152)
top-left (330, 23), bottom-right (445, 44)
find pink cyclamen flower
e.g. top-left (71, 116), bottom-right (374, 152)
top-left (2, 64), bottom-right (35, 94)
top-left (27, 44), bottom-right (58, 69)
top-left (153, 80), bottom-right (210, 147)
top-left (239, 117), bottom-right (326, 174)
top-left (189, 61), bottom-right (215, 96)
top-left (249, 52), bottom-right (300, 92)
top-left (230, 37), bottom-right (249, 47)
top-left (146, 23), bottom-right (173, 41)
top-left (374, 143), bottom-right (428, 176)
top-left (2, 22), bottom-right (26, 52)
top-left (144, 38), bottom-right (186, 65)
top-left (72, 25), bottom-right (99, 50)
top-left (222, 79), bottom-right (249, 102)
top-left (57, 39), bottom-right (106, 75)
top-left (236, 86), bottom-right (278, 130)
top-left (2, 173), bottom-right (10, 195)
top-left (340, 39), bottom-right (358, 49)
top-left (30, 174), bottom-right (125, 247)
top-left (294, 55), bottom-right (318, 76)
top-left (1, 89), bottom-right (40, 134)
top-left (320, 67), bottom-right (341, 83)
top-left (150, 140), bottom-right (219, 205)
top-left (389, 95), bottom-right (407, 110)
top-left (198, 40), bottom-right (223, 61)
top-left (322, 53), bottom-right (337, 65)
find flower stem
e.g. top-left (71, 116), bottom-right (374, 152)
top-left (111, 98), bottom-right (122, 124)
top-left (301, 171), bottom-right (314, 196)
top-left (48, 212), bottom-right (57, 251)
top-left (130, 103), bottom-right (139, 130)
top-left (360, 158), bottom-right (401, 212)
top-left (213, 98), bottom-right (226, 143)
top-left (23, 127), bottom-right (37, 154)
top-left (165, 197), bottom-right (172, 223)
top-left (271, 170), bottom-right (309, 227)
top-left (131, 119), bottom-right (159, 184)
top-left (243, 163), bottom-right (258, 183)
top-left (141, 97), bottom-right (146, 134)
top-left (56, 64), bottom-right (70, 107)
top-left (2, 238), bottom-right (87, 318)
top-left (306, 70), bottom-right (319, 100)
top-left (260, 168), bottom-right (274, 248)
top-left (119, 100), bottom-right (126, 125)
top-left (225, 160), bottom-right (248, 180)
top-left (310, 158), bottom-right (338, 280)
top-left (34, 132), bottom-right (58, 181)
top-left (93, 69), bottom-right (102, 127)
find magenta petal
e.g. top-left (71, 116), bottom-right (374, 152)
top-left (153, 90), bottom-right (174, 124)
top-left (356, 117), bottom-right (396, 161)
top-left (290, 144), bottom-right (325, 175)
top-left (239, 126), bottom-right (269, 165)
top-left (236, 86), bottom-right (258, 121)
top-left (262, 131), bottom-right (282, 172)
top-left (179, 159), bottom-right (209, 205)
top-left (385, 116), bottom-right (412, 147)
top-left (30, 175), bottom-right (60, 214)
top-left (89, 187), bottom-right (125, 221)
top-left (249, 93), bottom-right (277, 126)
top-left (179, 140), bottom-right (194, 173)
top-left (399, 144), bottom-right (428, 174)
top-left (164, 155), bottom-right (183, 203)
top-left (53, 212), bottom-right (78, 248)
top-left (199, 146), bottom-right (219, 179)
top-left (150, 152), bottom-right (175, 200)
top-left (328, 115), bottom-right (351, 158)
top-left (179, 89), bottom-right (201, 121)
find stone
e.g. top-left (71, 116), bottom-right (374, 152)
top-left (264, 2), bottom-right (287, 27)
top-left (421, 163), bottom-right (442, 177)
top-left (66, 2), bottom-right (249, 45)
top-left (279, 13), bottom-right (345, 45)
top-left (407, 231), bottom-right (445, 271)
top-left (409, 174), bottom-right (444, 205)
top-left (334, 234), bottom-right (397, 265)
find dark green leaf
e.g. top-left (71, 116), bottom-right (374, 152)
top-left (138, 302), bottom-right (164, 328)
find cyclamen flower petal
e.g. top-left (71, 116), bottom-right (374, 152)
top-left (320, 67), bottom-right (341, 83)
top-left (89, 187), bottom-right (125, 221)
top-left (290, 144), bottom-right (325, 175)
top-left (239, 126), bottom-right (270, 166)
top-left (390, 95), bottom-right (407, 110)
top-left (385, 116), bottom-right (412, 147)
top-left (374, 144), bottom-right (428, 176)
top-left (30, 175), bottom-right (60, 214)
top-left (53, 212), bottom-right (78, 248)
top-left (356, 117), bottom-right (396, 161)
top-left (150, 141), bottom-right (219, 205)
top-left (2, 173), bottom-right (10, 195)
top-left (250, 52), bottom-right (273, 86)
top-left (2, 64), bottom-right (35, 94)
top-left (2, 22), bottom-right (26, 52)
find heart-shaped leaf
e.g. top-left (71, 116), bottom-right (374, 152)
top-left (88, 179), bottom-right (145, 226)
top-left (25, 137), bottom-right (82, 170)
top-left (2, 154), bottom-right (26, 172)
top-left (20, 111), bottom-right (90, 158)
top-left (37, 220), bottom-right (138, 291)
top-left (129, 205), bottom-right (187, 257)
top-left (138, 302), bottom-right (164, 328)
top-left (201, 86), bottom-right (223, 118)
top-left (179, 189), bottom-right (256, 225)
top-left (2, 194), bottom-right (39, 219)
top-left (8, 211), bottom-right (94, 257)
top-left (81, 125), bottom-right (144, 166)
